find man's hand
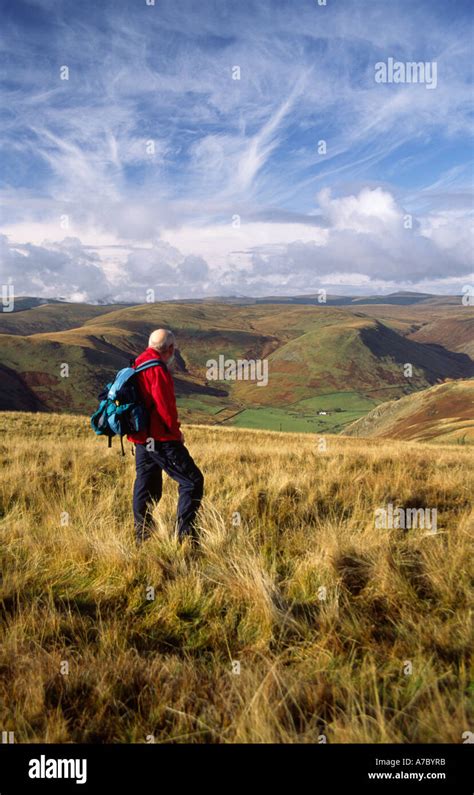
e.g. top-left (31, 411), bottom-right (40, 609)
top-left (179, 431), bottom-right (185, 443)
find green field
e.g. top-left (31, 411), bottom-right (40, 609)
top-left (176, 396), bottom-right (224, 416)
top-left (227, 403), bottom-right (374, 434)
top-left (176, 391), bottom-right (380, 434)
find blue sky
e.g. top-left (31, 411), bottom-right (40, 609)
top-left (0, 0), bottom-right (473, 301)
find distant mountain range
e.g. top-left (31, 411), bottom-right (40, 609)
top-left (6, 291), bottom-right (462, 311)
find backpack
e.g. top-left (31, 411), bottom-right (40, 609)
top-left (90, 359), bottom-right (165, 454)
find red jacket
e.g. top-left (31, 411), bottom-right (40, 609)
top-left (127, 347), bottom-right (181, 443)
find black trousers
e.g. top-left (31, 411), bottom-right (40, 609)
top-left (132, 441), bottom-right (204, 543)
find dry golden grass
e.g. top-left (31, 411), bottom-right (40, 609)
top-left (0, 412), bottom-right (472, 743)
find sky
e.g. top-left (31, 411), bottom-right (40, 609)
top-left (0, 0), bottom-right (473, 302)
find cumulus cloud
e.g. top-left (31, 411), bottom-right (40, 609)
top-left (0, 235), bottom-right (108, 301)
top-left (1, 188), bottom-right (470, 301)
top-left (318, 187), bottom-right (402, 234)
top-left (221, 187), bottom-right (473, 291)
top-left (0, 235), bottom-right (212, 303)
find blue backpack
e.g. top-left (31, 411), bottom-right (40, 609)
top-left (90, 359), bottom-right (165, 454)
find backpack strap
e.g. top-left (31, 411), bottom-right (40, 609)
top-left (135, 359), bottom-right (166, 374)
top-left (133, 358), bottom-right (171, 435)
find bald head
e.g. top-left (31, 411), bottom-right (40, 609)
top-left (148, 328), bottom-right (175, 361)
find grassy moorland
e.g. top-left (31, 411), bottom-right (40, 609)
top-left (0, 412), bottom-right (472, 743)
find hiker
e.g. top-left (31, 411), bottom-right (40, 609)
top-left (127, 329), bottom-right (204, 545)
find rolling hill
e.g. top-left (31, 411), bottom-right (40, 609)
top-left (343, 379), bottom-right (474, 443)
top-left (407, 315), bottom-right (474, 359)
top-left (232, 315), bottom-right (473, 407)
top-left (356, 302), bottom-right (474, 356)
top-left (0, 302), bottom-right (133, 336)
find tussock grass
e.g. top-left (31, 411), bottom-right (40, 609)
top-left (0, 412), bottom-right (472, 743)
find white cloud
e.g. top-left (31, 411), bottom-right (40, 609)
top-left (318, 187), bottom-right (402, 233)
top-left (237, 188), bottom-right (473, 287)
top-left (0, 235), bottom-right (108, 300)
top-left (1, 187), bottom-right (471, 301)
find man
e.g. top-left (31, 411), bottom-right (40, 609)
top-left (127, 328), bottom-right (204, 545)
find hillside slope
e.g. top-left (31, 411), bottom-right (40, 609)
top-left (343, 379), bottom-right (474, 443)
top-left (408, 315), bottom-right (474, 358)
top-left (0, 302), bottom-right (133, 336)
top-left (233, 316), bottom-right (473, 405)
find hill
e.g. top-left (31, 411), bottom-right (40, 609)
top-left (233, 316), bottom-right (473, 407)
top-left (252, 291), bottom-right (459, 307)
top-left (357, 303), bottom-right (474, 357)
top-left (0, 302), bottom-right (133, 336)
top-left (343, 379), bottom-right (474, 443)
top-left (408, 315), bottom-right (474, 359)
top-left (0, 413), bottom-right (471, 743)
